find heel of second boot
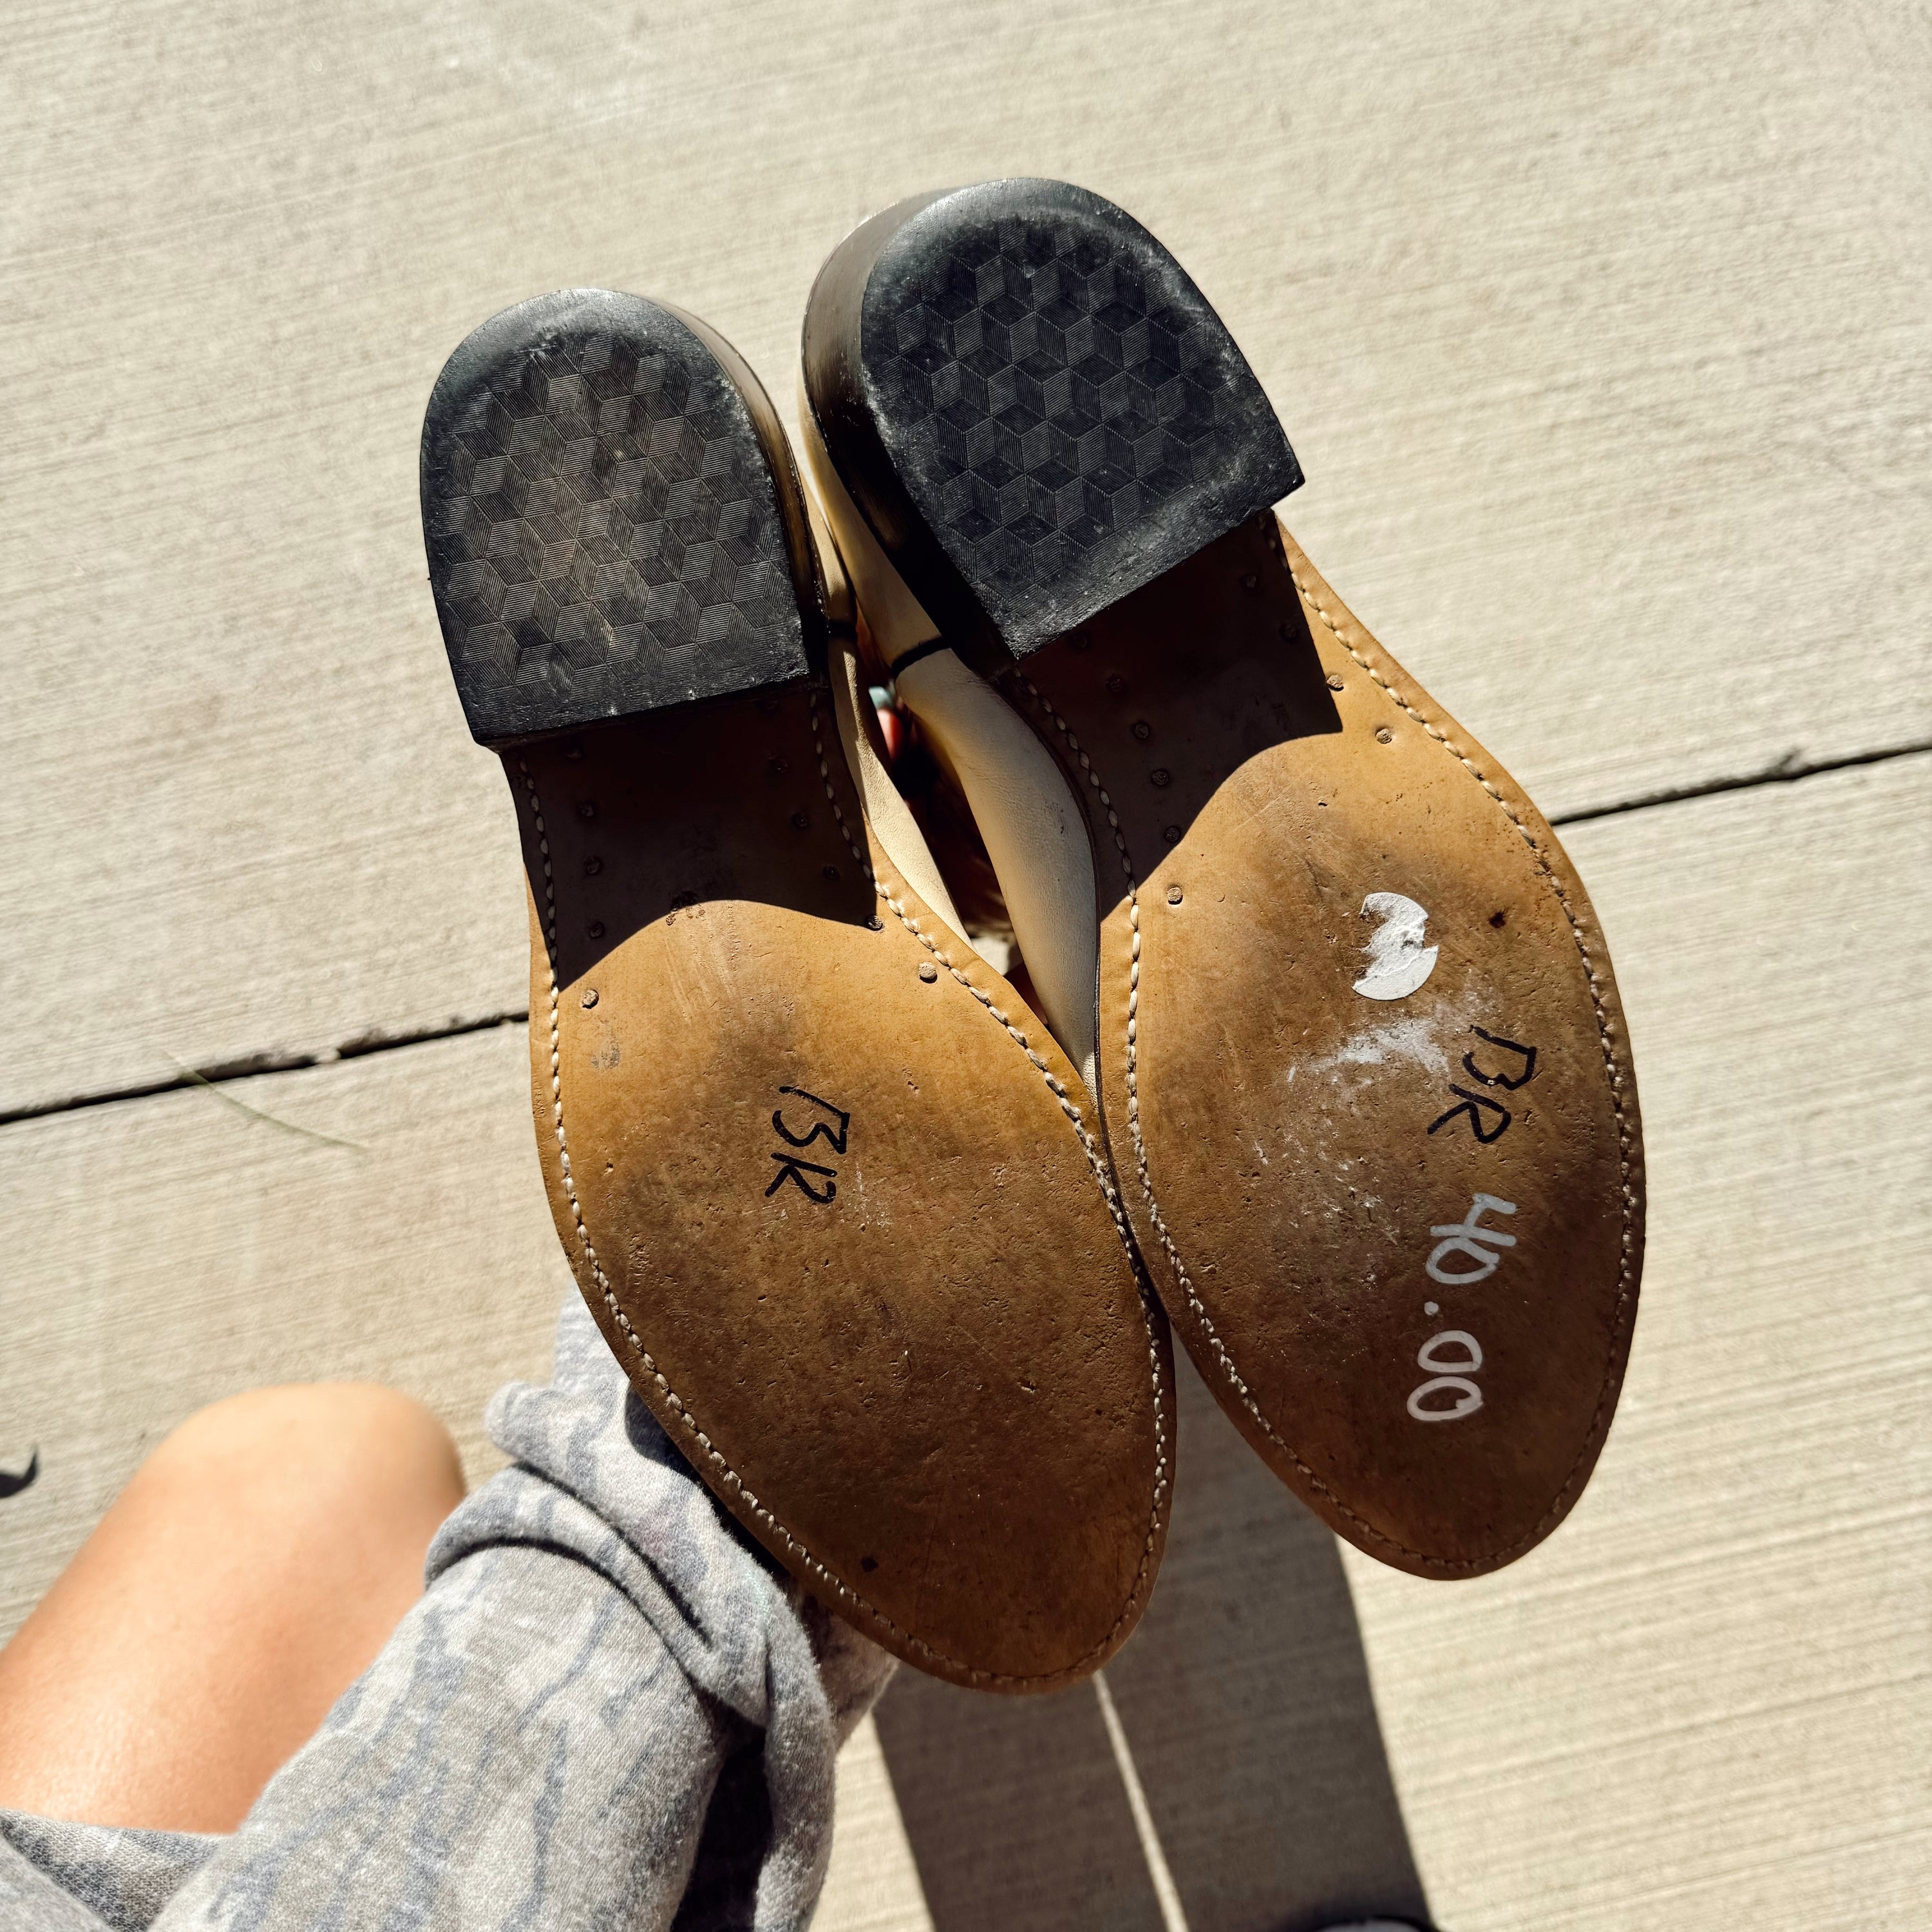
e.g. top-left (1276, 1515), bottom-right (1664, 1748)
top-left (422, 289), bottom-right (822, 748)
top-left (802, 178), bottom-right (1303, 667)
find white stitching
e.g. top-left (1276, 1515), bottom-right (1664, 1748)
top-left (1019, 617), bottom-right (1632, 1575)
top-left (806, 691), bottom-right (1171, 1603)
top-left (1013, 675), bottom-right (1417, 1557)
top-left (1282, 551), bottom-right (1641, 1560)
top-left (516, 699), bottom-right (1167, 1684)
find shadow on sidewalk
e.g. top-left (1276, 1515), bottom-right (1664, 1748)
top-left (872, 1352), bottom-right (1431, 1932)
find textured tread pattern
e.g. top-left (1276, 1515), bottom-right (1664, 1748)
top-left (424, 291), bottom-right (806, 744)
top-left (857, 181), bottom-right (1301, 650)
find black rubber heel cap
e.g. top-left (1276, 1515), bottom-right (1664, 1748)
top-left (804, 179), bottom-right (1302, 662)
top-left (422, 290), bottom-right (813, 746)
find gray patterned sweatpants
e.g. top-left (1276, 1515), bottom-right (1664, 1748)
top-left (0, 1295), bottom-right (896, 1931)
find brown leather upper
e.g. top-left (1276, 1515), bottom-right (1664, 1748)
top-left (511, 681), bottom-right (1172, 1685)
top-left (1008, 515), bottom-right (1644, 1576)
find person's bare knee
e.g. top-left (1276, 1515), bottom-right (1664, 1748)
top-left (0, 1382), bottom-right (465, 1832)
top-left (154, 1382), bottom-right (466, 1557)
top-left (125, 1383), bottom-right (467, 1676)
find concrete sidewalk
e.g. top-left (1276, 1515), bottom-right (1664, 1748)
top-left (3, 5), bottom-right (1927, 1927)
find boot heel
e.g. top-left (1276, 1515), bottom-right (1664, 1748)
top-left (424, 289), bottom-right (824, 746)
top-left (802, 178), bottom-right (1302, 670)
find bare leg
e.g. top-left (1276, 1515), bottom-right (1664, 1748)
top-left (0, 1383), bottom-right (466, 1832)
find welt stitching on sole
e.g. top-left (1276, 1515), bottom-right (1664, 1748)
top-left (1013, 674), bottom-right (1442, 1564)
top-left (1284, 550), bottom-right (1642, 1563)
top-left (515, 706), bottom-right (1166, 1687)
top-left (1021, 538), bottom-right (1638, 1570)
top-left (1020, 633), bottom-right (1629, 1574)
top-left (805, 689), bottom-right (1171, 1645)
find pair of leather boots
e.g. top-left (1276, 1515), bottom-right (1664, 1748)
top-left (420, 179), bottom-right (1645, 1692)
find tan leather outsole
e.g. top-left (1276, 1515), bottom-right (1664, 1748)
top-left (1007, 515), bottom-right (1643, 1576)
top-left (802, 179), bottom-right (1646, 1576)
top-left (423, 290), bottom-right (1173, 1687)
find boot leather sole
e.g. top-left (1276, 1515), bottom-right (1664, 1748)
top-left (421, 289), bottom-right (1172, 1683)
top-left (803, 182), bottom-right (1645, 1576)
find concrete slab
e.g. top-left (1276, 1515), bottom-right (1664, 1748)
top-left (5, 0), bottom-right (1927, 1115)
top-left (5, 759), bottom-right (1922, 1929)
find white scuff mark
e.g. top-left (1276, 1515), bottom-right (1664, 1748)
top-left (1353, 891), bottom-right (1439, 1000)
top-left (1303, 1016), bottom-right (1450, 1080)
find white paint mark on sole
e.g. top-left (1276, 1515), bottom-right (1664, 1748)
top-left (1303, 1015), bottom-right (1450, 1080)
top-left (1353, 891), bottom-right (1439, 1001)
